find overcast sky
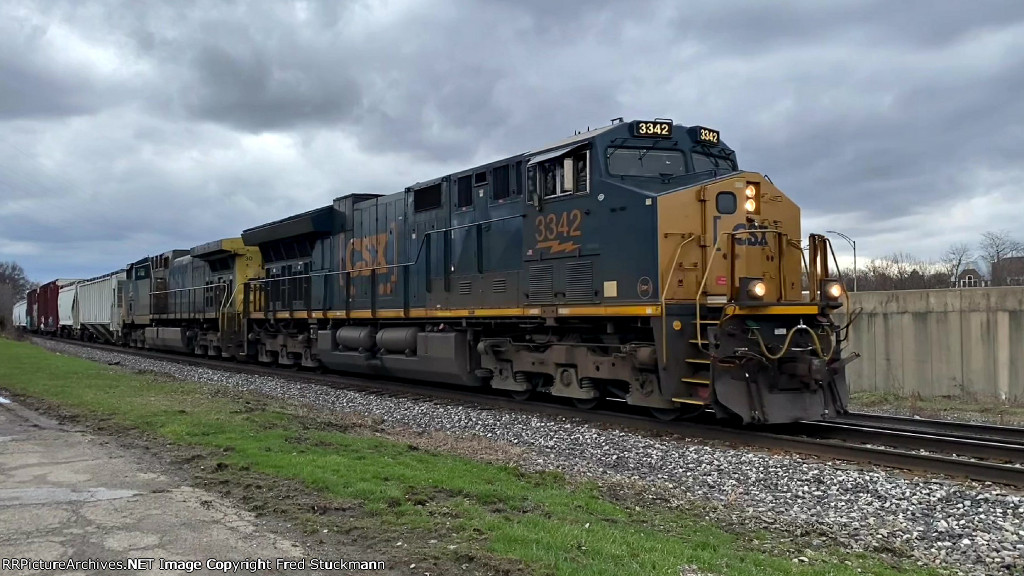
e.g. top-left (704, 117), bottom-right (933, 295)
top-left (1, 0), bottom-right (1022, 284)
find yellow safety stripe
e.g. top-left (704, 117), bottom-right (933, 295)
top-left (727, 305), bottom-right (820, 315)
top-left (149, 303), bottom-right (818, 322)
top-left (264, 304), bottom-right (663, 321)
top-left (259, 303), bottom-right (821, 321)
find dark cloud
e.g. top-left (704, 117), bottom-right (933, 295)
top-left (1, 0), bottom-right (1023, 283)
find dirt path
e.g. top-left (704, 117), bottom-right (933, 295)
top-left (0, 397), bottom-right (396, 575)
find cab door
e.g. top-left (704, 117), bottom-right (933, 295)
top-left (701, 182), bottom-right (748, 301)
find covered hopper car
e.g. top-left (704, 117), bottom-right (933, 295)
top-left (78, 271), bottom-right (128, 344)
top-left (12, 300), bottom-right (27, 330)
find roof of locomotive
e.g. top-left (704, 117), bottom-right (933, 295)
top-left (525, 119), bottom-right (735, 158)
top-left (236, 118), bottom-right (739, 245)
top-left (525, 123), bottom-right (620, 156)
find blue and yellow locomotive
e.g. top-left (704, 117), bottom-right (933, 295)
top-left (231, 118), bottom-right (858, 424)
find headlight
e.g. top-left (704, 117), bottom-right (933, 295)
top-left (748, 280), bottom-right (767, 299)
top-left (744, 182), bottom-right (760, 214)
top-left (825, 281), bottom-right (843, 300)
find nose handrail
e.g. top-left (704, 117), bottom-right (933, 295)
top-left (693, 227), bottom-right (804, 351)
top-left (659, 233), bottom-right (697, 366)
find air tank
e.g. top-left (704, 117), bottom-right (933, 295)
top-left (336, 326), bottom-right (377, 350)
top-left (376, 327), bottom-right (420, 354)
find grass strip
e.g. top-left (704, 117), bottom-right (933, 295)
top-left (852, 391), bottom-right (1024, 425)
top-left (0, 339), bottom-right (946, 576)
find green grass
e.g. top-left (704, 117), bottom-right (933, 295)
top-left (0, 338), bottom-right (947, 576)
top-left (852, 391), bottom-right (1024, 425)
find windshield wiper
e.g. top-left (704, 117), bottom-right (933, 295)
top-left (637, 139), bottom-right (678, 162)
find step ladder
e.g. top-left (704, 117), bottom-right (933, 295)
top-left (682, 313), bottom-right (718, 387)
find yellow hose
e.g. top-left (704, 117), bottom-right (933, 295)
top-left (751, 322), bottom-right (835, 360)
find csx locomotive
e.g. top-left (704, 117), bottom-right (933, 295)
top-left (19, 118), bottom-right (858, 424)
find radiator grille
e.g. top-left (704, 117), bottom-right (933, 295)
top-left (458, 280), bottom-right (472, 296)
top-left (565, 260), bottom-right (594, 301)
top-left (492, 277), bottom-right (507, 294)
top-left (528, 265), bottom-right (554, 303)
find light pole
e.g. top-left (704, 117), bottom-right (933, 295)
top-left (826, 230), bottom-right (857, 292)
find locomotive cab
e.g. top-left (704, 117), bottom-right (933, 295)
top-left (508, 118), bottom-right (857, 423)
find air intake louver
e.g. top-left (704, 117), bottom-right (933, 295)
top-left (528, 265), bottom-right (554, 303)
top-left (565, 261), bottom-right (594, 301)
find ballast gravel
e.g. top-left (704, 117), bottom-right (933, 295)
top-left (31, 340), bottom-right (1024, 576)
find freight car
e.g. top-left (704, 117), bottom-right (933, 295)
top-left (78, 271), bottom-right (128, 344)
top-left (32, 279), bottom-right (80, 335)
top-left (57, 282), bottom-right (81, 339)
top-left (12, 300), bottom-right (27, 331)
top-left (25, 288), bottom-right (37, 331)
top-left (121, 238), bottom-right (262, 356)
top-left (231, 119), bottom-right (857, 424)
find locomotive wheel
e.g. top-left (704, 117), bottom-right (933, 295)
top-left (649, 408), bottom-right (682, 421)
top-left (650, 404), bottom-right (705, 421)
top-left (572, 398), bottom-right (600, 410)
top-left (509, 389), bottom-right (532, 401)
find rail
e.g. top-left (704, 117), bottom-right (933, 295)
top-left (834, 412), bottom-right (1024, 445)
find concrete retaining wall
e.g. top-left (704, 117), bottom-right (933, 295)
top-left (837, 288), bottom-right (1024, 401)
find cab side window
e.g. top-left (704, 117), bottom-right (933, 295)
top-left (574, 151), bottom-right (588, 193)
top-left (529, 146), bottom-right (590, 203)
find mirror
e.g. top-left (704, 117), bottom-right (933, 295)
top-left (527, 165), bottom-right (539, 206)
top-left (563, 157), bottom-right (574, 193)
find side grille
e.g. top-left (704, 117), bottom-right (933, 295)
top-left (492, 277), bottom-right (507, 294)
top-left (565, 260), bottom-right (594, 301)
top-left (458, 280), bottom-right (472, 296)
top-left (528, 265), bottom-right (554, 303)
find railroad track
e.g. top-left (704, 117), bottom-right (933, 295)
top-left (776, 418), bottom-right (1024, 488)
top-left (834, 411), bottom-right (1024, 445)
top-left (26, 336), bottom-right (1024, 489)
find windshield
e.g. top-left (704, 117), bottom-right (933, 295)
top-left (607, 147), bottom-right (686, 178)
top-left (692, 152), bottom-right (736, 173)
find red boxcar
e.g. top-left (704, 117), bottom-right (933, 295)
top-left (26, 288), bottom-right (38, 331)
top-left (36, 280), bottom-right (62, 333)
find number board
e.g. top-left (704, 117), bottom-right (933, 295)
top-left (695, 126), bottom-right (720, 145)
top-left (630, 120), bottom-right (673, 138)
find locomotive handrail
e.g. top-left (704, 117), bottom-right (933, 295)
top-left (694, 228), bottom-right (792, 351)
top-left (244, 213), bottom-right (524, 282)
top-left (659, 233), bottom-right (697, 366)
top-left (148, 282), bottom-right (230, 319)
top-left (244, 213), bottom-right (523, 316)
top-left (220, 282), bottom-right (242, 314)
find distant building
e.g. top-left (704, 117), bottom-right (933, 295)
top-left (954, 258), bottom-right (990, 288)
top-left (992, 256), bottom-right (1024, 287)
top-left (954, 256), bottom-right (1024, 288)
top-left (955, 267), bottom-right (988, 288)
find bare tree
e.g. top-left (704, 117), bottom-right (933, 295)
top-left (854, 252), bottom-right (949, 291)
top-left (979, 230), bottom-right (1024, 263)
top-left (0, 260), bottom-right (35, 298)
top-left (940, 242), bottom-right (973, 286)
top-left (0, 283), bottom-right (12, 332)
top-left (885, 251), bottom-right (921, 290)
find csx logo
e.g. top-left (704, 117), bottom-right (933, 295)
top-left (345, 226), bottom-right (398, 295)
top-left (732, 223), bottom-right (770, 247)
top-left (712, 216), bottom-right (771, 250)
